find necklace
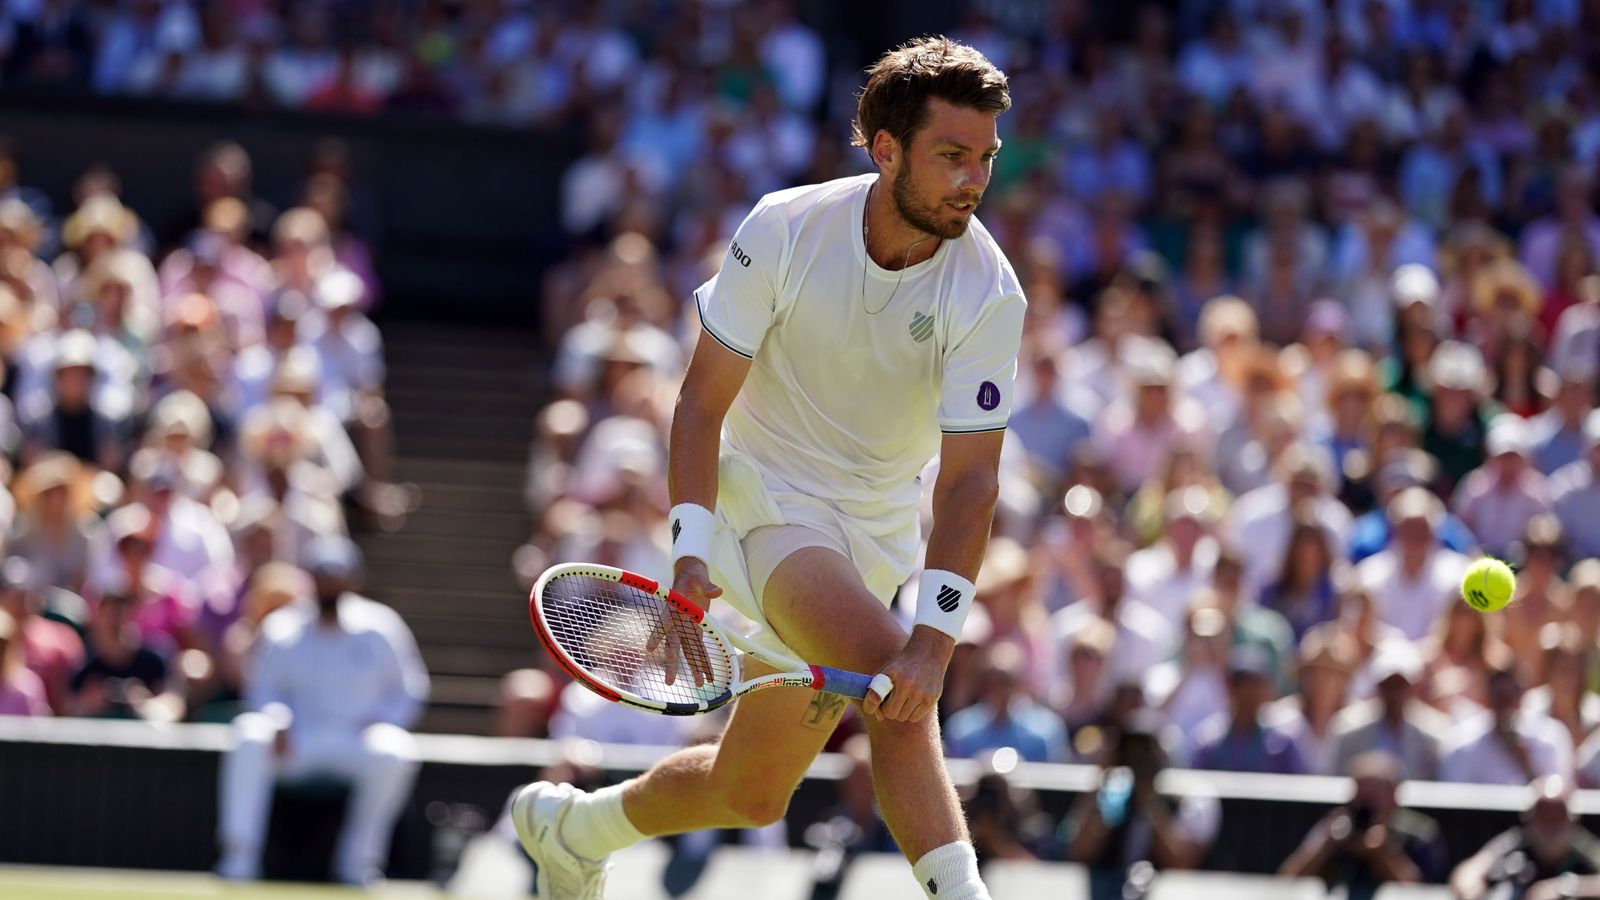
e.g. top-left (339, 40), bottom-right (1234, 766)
top-left (861, 183), bottom-right (936, 316)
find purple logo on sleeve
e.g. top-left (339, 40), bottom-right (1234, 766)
top-left (976, 381), bottom-right (1001, 411)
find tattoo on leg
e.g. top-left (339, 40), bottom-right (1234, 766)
top-left (801, 692), bottom-right (848, 731)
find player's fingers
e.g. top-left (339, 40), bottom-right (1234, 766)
top-left (881, 687), bottom-right (911, 721)
top-left (860, 689), bottom-right (882, 719)
top-left (662, 629), bottom-right (682, 685)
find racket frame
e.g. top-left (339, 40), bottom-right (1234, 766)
top-left (530, 562), bottom-right (882, 716)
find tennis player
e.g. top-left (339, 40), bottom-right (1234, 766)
top-left (515, 36), bottom-right (1024, 900)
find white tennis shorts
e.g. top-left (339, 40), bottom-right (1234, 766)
top-left (706, 449), bottom-right (919, 662)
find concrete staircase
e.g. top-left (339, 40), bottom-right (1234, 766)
top-left (358, 321), bottom-right (542, 735)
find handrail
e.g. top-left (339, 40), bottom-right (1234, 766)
top-left (0, 716), bottom-right (1577, 815)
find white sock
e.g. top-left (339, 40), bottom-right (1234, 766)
top-left (559, 783), bottom-right (646, 860)
top-left (911, 841), bottom-right (990, 900)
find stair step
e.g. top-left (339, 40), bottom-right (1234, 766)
top-left (426, 674), bottom-right (506, 707)
top-left (394, 458), bottom-right (525, 483)
top-left (420, 644), bottom-right (534, 677)
top-left (392, 507), bottom-right (529, 540)
top-left (368, 560), bottom-right (521, 595)
top-left (397, 481), bottom-right (526, 512)
top-left (416, 705), bottom-right (496, 735)
top-left (404, 612), bottom-right (542, 648)
top-left (390, 434), bottom-right (531, 462)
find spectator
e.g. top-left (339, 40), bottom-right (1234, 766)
top-left (1441, 665), bottom-right (1573, 785)
top-left (0, 607), bottom-right (48, 716)
top-left (1529, 362), bottom-right (1596, 475)
top-left (1420, 340), bottom-right (1493, 493)
top-left (1121, 441), bottom-right (1229, 548)
top-left (943, 643), bottom-right (1068, 764)
top-left (18, 329), bottom-right (130, 471)
top-left (8, 451), bottom-right (99, 592)
top-left (69, 591), bottom-right (180, 721)
top-left (1066, 709), bottom-right (1219, 900)
top-left (1551, 415), bottom-right (1600, 560)
top-left (1124, 487), bottom-right (1219, 628)
top-left (0, 556), bottom-right (81, 714)
top-left (1501, 516), bottom-right (1572, 664)
top-left (1327, 639), bottom-right (1450, 781)
top-left (216, 536), bottom-right (428, 886)
top-left (1279, 751), bottom-right (1448, 899)
top-left (1093, 345), bottom-right (1211, 495)
top-left (1346, 448), bottom-right (1478, 563)
top-left (1419, 595), bottom-right (1513, 718)
top-left (1356, 487), bottom-right (1471, 642)
top-left (1257, 512), bottom-right (1342, 644)
top-left (1524, 624), bottom-right (1599, 753)
top-left (1225, 443), bottom-right (1352, 598)
top-left (1008, 349), bottom-right (1092, 490)
top-left (1191, 643), bottom-right (1307, 774)
top-left (1449, 776), bottom-right (1600, 900)
top-left (1052, 541), bottom-right (1174, 690)
top-left (1264, 629), bottom-right (1359, 775)
top-left (1450, 414), bottom-right (1553, 558)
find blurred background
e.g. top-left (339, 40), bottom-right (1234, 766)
top-left (4, 0), bottom-right (1600, 898)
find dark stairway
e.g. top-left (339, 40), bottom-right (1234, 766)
top-left (358, 321), bottom-right (543, 735)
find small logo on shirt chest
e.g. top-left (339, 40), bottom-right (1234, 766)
top-left (908, 312), bottom-right (935, 343)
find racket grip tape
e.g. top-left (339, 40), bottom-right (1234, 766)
top-left (810, 665), bottom-right (895, 702)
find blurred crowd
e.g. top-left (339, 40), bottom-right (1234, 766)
top-left (492, 0), bottom-right (1600, 890)
top-left (0, 134), bottom-right (419, 732)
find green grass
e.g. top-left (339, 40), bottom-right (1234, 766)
top-left (0, 866), bottom-right (442, 900)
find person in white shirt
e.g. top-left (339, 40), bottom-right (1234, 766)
top-left (1442, 665), bottom-right (1573, 786)
top-left (1450, 415), bottom-right (1552, 558)
top-left (1225, 443), bottom-right (1352, 598)
top-left (1056, 542), bottom-right (1176, 692)
top-left (514, 38), bottom-right (1023, 900)
top-left (1124, 487), bottom-right (1219, 629)
top-left (1356, 487), bottom-right (1472, 642)
top-left (216, 536), bottom-right (429, 886)
top-left (87, 450), bottom-right (233, 589)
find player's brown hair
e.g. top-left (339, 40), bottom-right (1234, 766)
top-left (851, 35), bottom-right (1010, 156)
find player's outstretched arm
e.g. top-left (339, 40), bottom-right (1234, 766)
top-left (865, 430), bottom-right (1002, 723)
top-left (655, 334), bottom-right (754, 684)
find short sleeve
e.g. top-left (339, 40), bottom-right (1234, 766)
top-left (938, 291), bottom-right (1026, 433)
top-left (694, 203), bottom-right (788, 359)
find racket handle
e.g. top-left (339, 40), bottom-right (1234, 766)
top-left (812, 666), bottom-right (894, 702)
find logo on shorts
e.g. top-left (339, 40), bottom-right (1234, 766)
top-left (976, 381), bottom-right (1000, 410)
top-left (927, 878), bottom-right (939, 894)
top-left (936, 586), bottom-right (963, 613)
top-left (909, 312), bottom-right (935, 343)
top-left (672, 519), bottom-right (682, 544)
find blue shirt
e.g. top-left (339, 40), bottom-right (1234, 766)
top-left (1347, 510), bottom-right (1479, 564)
top-left (1192, 716), bottom-right (1307, 775)
top-left (1530, 411), bottom-right (1586, 476)
top-left (944, 699), bottom-right (1068, 764)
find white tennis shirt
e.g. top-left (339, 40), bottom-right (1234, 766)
top-left (695, 174), bottom-right (1026, 522)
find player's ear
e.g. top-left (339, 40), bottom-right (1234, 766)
top-left (870, 130), bottom-right (899, 170)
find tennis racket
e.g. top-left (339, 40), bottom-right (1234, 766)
top-left (530, 562), bottom-right (894, 716)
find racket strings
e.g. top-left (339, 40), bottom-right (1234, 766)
top-left (541, 575), bottom-right (734, 706)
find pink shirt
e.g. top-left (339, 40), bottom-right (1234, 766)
top-left (0, 666), bottom-right (49, 716)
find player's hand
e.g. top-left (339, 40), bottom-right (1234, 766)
top-left (863, 626), bottom-right (954, 723)
top-left (651, 558), bottom-right (722, 686)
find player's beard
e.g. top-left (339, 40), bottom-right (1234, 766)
top-left (891, 162), bottom-right (976, 240)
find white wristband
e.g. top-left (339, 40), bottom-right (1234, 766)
top-left (668, 503), bottom-right (716, 570)
top-left (914, 569), bottom-right (977, 641)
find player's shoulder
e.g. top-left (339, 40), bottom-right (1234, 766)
top-left (746, 174), bottom-right (872, 230)
top-left (949, 214), bottom-right (1024, 306)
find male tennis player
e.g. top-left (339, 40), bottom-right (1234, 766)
top-left (515, 36), bottom-right (1023, 900)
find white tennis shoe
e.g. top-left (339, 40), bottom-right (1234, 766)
top-left (512, 781), bottom-right (610, 899)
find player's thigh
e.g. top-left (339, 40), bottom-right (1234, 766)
top-left (760, 545), bottom-right (907, 676)
top-left (708, 655), bottom-right (848, 802)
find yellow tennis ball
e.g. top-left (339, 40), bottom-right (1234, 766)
top-left (1461, 558), bottom-right (1516, 612)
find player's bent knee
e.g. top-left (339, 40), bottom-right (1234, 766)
top-left (720, 786), bottom-right (791, 829)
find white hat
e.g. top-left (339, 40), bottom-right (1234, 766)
top-left (1391, 264), bottom-right (1440, 308)
top-left (1487, 415), bottom-right (1532, 458)
top-left (1371, 639), bottom-right (1424, 683)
